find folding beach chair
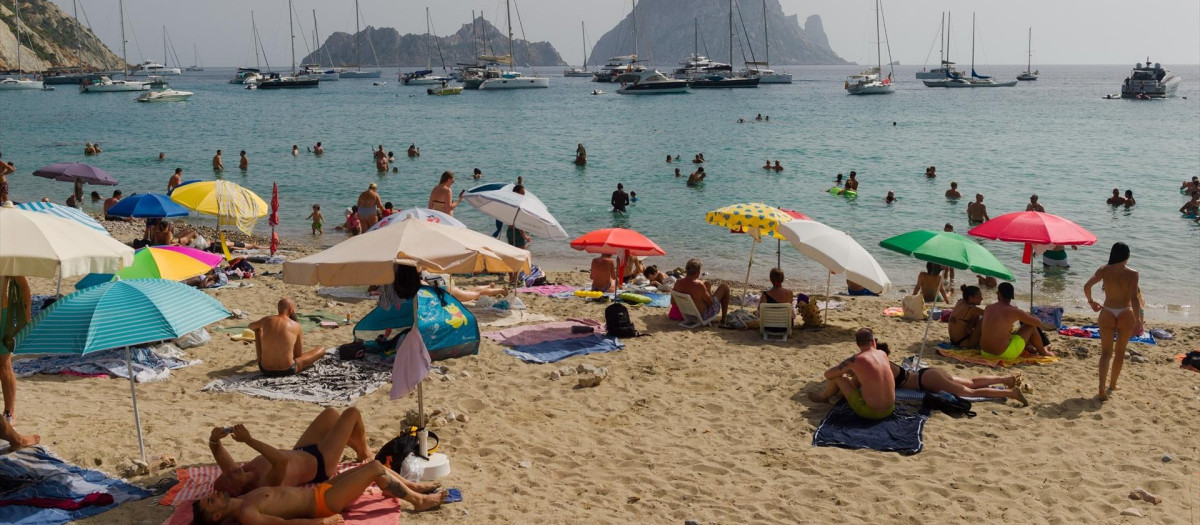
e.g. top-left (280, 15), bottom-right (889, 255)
top-left (758, 303), bottom-right (793, 341)
top-left (671, 291), bottom-right (720, 328)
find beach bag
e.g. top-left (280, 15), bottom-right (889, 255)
top-left (174, 328), bottom-right (211, 349)
top-left (605, 303), bottom-right (638, 338)
top-left (518, 265), bottom-right (546, 287)
top-left (376, 427), bottom-right (439, 466)
top-left (923, 391), bottom-right (976, 418)
top-left (337, 340), bottom-right (366, 360)
top-left (1031, 306), bottom-right (1064, 331)
top-left (902, 294), bottom-right (928, 320)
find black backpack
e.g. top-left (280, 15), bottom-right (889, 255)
top-left (375, 426), bottom-right (439, 467)
top-left (923, 391), bottom-right (976, 418)
top-left (604, 303), bottom-right (638, 338)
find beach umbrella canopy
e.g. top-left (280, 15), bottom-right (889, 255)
top-left (367, 208), bottom-right (467, 232)
top-left (462, 183), bottom-right (569, 240)
top-left (570, 228), bottom-right (666, 286)
top-left (0, 204), bottom-right (134, 280)
top-left (105, 193), bottom-right (191, 218)
top-left (705, 202), bottom-right (794, 239)
top-left (31, 162), bottom-right (118, 185)
top-left (284, 216), bottom-right (532, 286)
top-left (968, 211), bottom-right (1097, 308)
top-left (169, 180), bottom-right (268, 235)
top-left (779, 219), bottom-right (892, 294)
top-left (14, 279), bottom-right (230, 462)
top-left (14, 201), bottom-right (108, 234)
top-left (76, 246), bottom-right (224, 289)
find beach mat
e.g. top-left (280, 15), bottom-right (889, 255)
top-left (482, 319), bottom-right (604, 347)
top-left (216, 311), bottom-right (344, 335)
top-left (0, 445), bottom-right (152, 525)
top-left (515, 284), bottom-right (576, 296)
top-left (1057, 325), bottom-right (1156, 345)
top-left (503, 334), bottom-right (624, 364)
top-left (469, 308), bottom-right (556, 328)
top-left (201, 356), bottom-right (390, 406)
top-left (812, 401), bottom-right (929, 455)
top-left (936, 347), bottom-right (1060, 368)
top-left (13, 344), bottom-right (198, 383)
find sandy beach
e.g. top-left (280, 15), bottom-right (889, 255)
top-left (1, 220), bottom-right (1194, 525)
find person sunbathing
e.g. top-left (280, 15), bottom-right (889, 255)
top-left (912, 262), bottom-right (951, 304)
top-left (1, 415), bottom-right (38, 451)
top-left (980, 282), bottom-right (1053, 360)
top-left (809, 328), bottom-right (895, 420)
top-left (882, 346), bottom-right (1027, 406)
top-left (672, 258), bottom-right (731, 325)
top-left (194, 459), bottom-right (444, 524)
top-left (249, 298), bottom-right (327, 377)
top-left (210, 408), bottom-right (380, 497)
top-left (590, 254), bottom-right (617, 292)
top-left (947, 285), bottom-right (985, 349)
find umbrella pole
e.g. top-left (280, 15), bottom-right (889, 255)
top-left (413, 293), bottom-right (429, 458)
top-left (823, 272), bottom-right (831, 326)
top-left (742, 240), bottom-right (757, 308)
top-left (914, 308), bottom-right (933, 370)
top-left (776, 239), bottom-right (781, 269)
top-left (55, 264), bottom-right (62, 297)
top-left (125, 346), bottom-right (147, 463)
top-left (1029, 262), bottom-right (1035, 311)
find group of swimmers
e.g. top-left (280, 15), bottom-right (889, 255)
top-left (736, 114), bottom-right (772, 123)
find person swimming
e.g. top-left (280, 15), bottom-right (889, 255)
top-left (885, 191), bottom-right (897, 204)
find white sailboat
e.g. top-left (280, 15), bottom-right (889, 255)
top-left (300, 10), bottom-right (339, 81)
top-left (845, 0), bottom-right (894, 95)
top-left (339, 0), bottom-right (382, 78)
top-left (563, 22), bottom-right (592, 77)
top-left (230, 12), bottom-right (265, 85)
top-left (131, 27), bottom-right (182, 76)
top-left (742, 0), bottom-right (792, 84)
top-left (257, 0), bottom-right (320, 89)
top-left (186, 44), bottom-right (204, 72)
top-left (479, 0), bottom-right (549, 89)
top-left (81, 0), bottom-right (149, 92)
top-left (942, 13), bottom-right (1017, 88)
top-left (1016, 28), bottom-right (1038, 81)
top-left (916, 12), bottom-right (958, 80)
top-left (402, 8), bottom-right (451, 85)
top-left (0, 0), bottom-right (44, 90)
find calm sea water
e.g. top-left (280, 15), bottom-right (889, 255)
top-left (2, 64), bottom-right (1198, 318)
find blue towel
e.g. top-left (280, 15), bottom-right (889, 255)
top-left (642, 292), bottom-right (672, 308)
top-left (0, 446), bottom-right (152, 525)
top-left (504, 334), bottom-right (624, 364)
top-left (812, 401), bottom-right (929, 455)
top-left (1081, 325), bottom-right (1156, 345)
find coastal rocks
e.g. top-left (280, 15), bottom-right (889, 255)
top-left (228, 309), bottom-right (250, 320)
top-left (577, 373), bottom-right (606, 388)
top-left (518, 460), bottom-right (532, 469)
top-left (548, 366), bottom-right (578, 381)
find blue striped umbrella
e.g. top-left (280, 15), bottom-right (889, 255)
top-left (12, 279), bottom-right (230, 462)
top-left (105, 193), bottom-right (190, 218)
top-left (14, 201), bottom-right (109, 234)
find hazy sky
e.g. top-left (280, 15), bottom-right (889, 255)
top-left (53, 0), bottom-right (1200, 67)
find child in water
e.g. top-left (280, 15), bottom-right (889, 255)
top-left (306, 204), bottom-right (324, 235)
top-left (630, 191), bottom-right (638, 204)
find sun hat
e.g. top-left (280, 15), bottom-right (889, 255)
top-left (230, 328), bottom-right (256, 342)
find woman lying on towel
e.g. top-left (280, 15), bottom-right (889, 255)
top-left (882, 343), bottom-right (1028, 406)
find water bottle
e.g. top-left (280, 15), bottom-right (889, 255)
top-left (345, 311), bottom-right (351, 325)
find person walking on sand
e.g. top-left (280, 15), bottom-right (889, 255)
top-left (967, 193), bottom-right (989, 223)
top-left (0, 274), bottom-right (31, 422)
top-left (1083, 242), bottom-right (1143, 401)
top-left (427, 171), bottom-right (464, 216)
top-left (980, 282), bottom-right (1053, 361)
top-left (212, 150), bottom-right (224, 172)
top-left (168, 168), bottom-right (182, 193)
top-left (809, 328), bottom-right (895, 420)
top-left (356, 183), bottom-right (384, 230)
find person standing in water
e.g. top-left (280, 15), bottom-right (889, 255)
top-left (945, 181), bottom-right (961, 199)
top-left (1083, 242), bottom-right (1143, 401)
top-left (213, 150), bottom-right (224, 172)
top-left (610, 183), bottom-right (629, 213)
top-left (967, 193), bottom-right (989, 223)
top-left (575, 143), bottom-right (587, 165)
top-left (427, 171), bottom-right (464, 216)
top-left (1026, 194), bottom-right (1045, 213)
top-left (168, 168), bottom-right (183, 193)
top-left (239, 151), bottom-right (249, 171)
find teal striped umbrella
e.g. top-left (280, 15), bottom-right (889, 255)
top-left (14, 201), bottom-right (109, 234)
top-left (13, 279), bottom-right (230, 462)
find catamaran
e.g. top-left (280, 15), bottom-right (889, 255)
top-left (80, 0), bottom-right (149, 92)
top-left (339, 0), bottom-right (382, 78)
top-left (845, 0), bottom-right (894, 95)
top-left (479, 0), bottom-right (548, 89)
top-left (740, 0), bottom-right (792, 84)
top-left (0, 0), bottom-right (44, 90)
top-left (563, 22), bottom-right (593, 77)
top-left (1016, 28), bottom-right (1038, 81)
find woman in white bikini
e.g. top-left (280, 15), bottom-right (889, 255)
top-left (1083, 242), bottom-right (1144, 401)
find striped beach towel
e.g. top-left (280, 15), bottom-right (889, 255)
top-left (14, 201), bottom-right (108, 234)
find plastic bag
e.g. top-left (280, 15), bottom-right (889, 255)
top-left (508, 296), bottom-right (527, 310)
top-left (399, 454), bottom-right (426, 482)
top-left (174, 328), bottom-right (211, 349)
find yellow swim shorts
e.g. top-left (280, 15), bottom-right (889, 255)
top-left (982, 334), bottom-right (1025, 361)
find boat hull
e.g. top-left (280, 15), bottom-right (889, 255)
top-left (0, 79), bottom-right (44, 90)
top-left (427, 86), bottom-right (463, 95)
top-left (479, 77), bottom-right (549, 89)
top-left (617, 85), bottom-right (689, 94)
top-left (753, 73), bottom-right (793, 84)
top-left (43, 74), bottom-right (85, 85)
top-left (563, 69), bottom-right (592, 77)
top-left (137, 89), bottom-right (193, 102)
top-left (915, 69), bottom-right (954, 80)
top-left (689, 77), bottom-right (760, 88)
top-left (847, 83), bottom-right (895, 95)
top-left (257, 78), bottom-right (320, 89)
top-left (1121, 75), bottom-right (1181, 98)
top-left (130, 68), bottom-right (181, 76)
top-left (80, 81), bottom-right (150, 93)
top-left (1016, 72), bottom-right (1038, 81)
top-left (942, 79), bottom-right (1017, 88)
top-left (340, 70), bottom-right (382, 78)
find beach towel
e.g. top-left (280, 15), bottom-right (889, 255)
top-left (12, 343), bottom-right (199, 383)
top-left (882, 307), bottom-right (903, 317)
top-left (936, 347), bottom-right (1060, 367)
top-left (1057, 325), bottom-right (1156, 345)
top-left (482, 319), bottom-right (605, 347)
top-left (470, 308), bottom-right (556, 328)
top-left (317, 286), bottom-right (378, 302)
top-left (515, 284), bottom-right (576, 296)
top-left (216, 311), bottom-right (344, 335)
top-left (895, 388), bottom-right (1003, 404)
top-left (201, 355), bottom-right (390, 405)
top-left (0, 445), bottom-right (151, 525)
top-left (503, 334), bottom-right (624, 364)
top-left (812, 401), bottom-right (929, 455)
top-left (390, 327), bottom-right (431, 400)
top-left (641, 292), bottom-right (672, 308)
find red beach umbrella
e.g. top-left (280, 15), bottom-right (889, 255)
top-left (570, 228), bottom-right (665, 286)
top-left (968, 211), bottom-right (1097, 307)
top-left (269, 183), bottom-right (280, 255)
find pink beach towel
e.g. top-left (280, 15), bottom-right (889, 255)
top-left (391, 328), bottom-right (431, 400)
top-left (482, 318), bottom-right (604, 347)
top-left (514, 284), bottom-right (576, 296)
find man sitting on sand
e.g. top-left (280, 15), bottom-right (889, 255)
top-left (672, 258), bottom-right (731, 325)
top-left (249, 298), bottom-right (327, 377)
top-left (211, 408), bottom-right (373, 496)
top-left (967, 193), bottom-right (989, 223)
top-left (590, 254), bottom-right (617, 292)
top-left (980, 282), bottom-right (1054, 360)
top-left (809, 328), bottom-right (895, 420)
top-left (194, 459), bottom-right (444, 524)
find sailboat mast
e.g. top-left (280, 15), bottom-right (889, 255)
top-left (74, 0), bottom-right (83, 71)
top-left (874, 0), bottom-right (882, 71)
top-left (762, 0), bottom-right (769, 66)
top-left (939, 12), bottom-right (944, 65)
top-left (355, 0), bottom-right (361, 70)
top-left (631, 0), bottom-right (638, 59)
top-left (252, 11), bottom-right (261, 69)
top-left (1027, 27), bottom-right (1032, 71)
top-left (506, 0), bottom-right (514, 71)
top-left (163, 26), bottom-right (167, 66)
top-left (425, 7), bottom-right (432, 70)
top-left (970, 12), bottom-right (975, 76)
top-left (313, 10), bottom-right (319, 66)
top-left (729, 0), bottom-right (734, 67)
top-left (946, 13), bottom-right (951, 67)
top-left (119, 0), bottom-right (128, 76)
top-left (14, 0), bottom-right (21, 73)
top-left (693, 18), bottom-right (698, 58)
top-left (580, 21), bottom-right (587, 68)
top-left (289, 0), bottom-right (296, 76)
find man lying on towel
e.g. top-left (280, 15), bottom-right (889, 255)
top-left (810, 328), bottom-right (896, 420)
top-left (193, 460), bottom-right (446, 525)
top-left (250, 298), bottom-right (327, 377)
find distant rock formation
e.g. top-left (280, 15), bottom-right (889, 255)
top-left (0, 0), bottom-right (123, 72)
top-left (589, 0), bottom-right (847, 66)
top-left (304, 17), bottom-right (565, 68)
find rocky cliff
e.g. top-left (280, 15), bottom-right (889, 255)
top-left (0, 0), bottom-right (123, 72)
top-left (304, 17), bottom-right (565, 68)
top-left (589, 0), bottom-right (847, 66)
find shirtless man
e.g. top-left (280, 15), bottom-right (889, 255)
top-left (167, 168), bottom-right (182, 193)
top-left (427, 172), bottom-right (463, 215)
top-left (193, 459), bottom-right (444, 524)
top-left (239, 151), bottom-right (249, 170)
top-left (610, 183), bottom-right (629, 213)
top-left (672, 258), bottom-right (731, 325)
top-left (0, 275), bottom-right (30, 422)
top-left (686, 167), bottom-right (706, 186)
top-left (590, 254), bottom-right (617, 292)
top-left (809, 328), bottom-right (896, 420)
top-left (103, 190), bottom-right (123, 218)
top-left (313, 142), bottom-right (324, 155)
top-left (980, 282), bottom-right (1053, 361)
top-left (407, 143), bottom-right (420, 157)
top-left (940, 179), bottom-right (960, 197)
top-left (1026, 194), bottom-right (1045, 213)
top-left (840, 171), bottom-right (859, 194)
top-left (212, 150), bottom-right (224, 171)
top-left (356, 183), bottom-right (384, 231)
top-left (1106, 188), bottom-right (1126, 206)
top-left (966, 193), bottom-right (989, 223)
top-left (1083, 242), bottom-right (1143, 400)
top-left (249, 298), bottom-right (327, 377)
top-left (1180, 191), bottom-right (1199, 216)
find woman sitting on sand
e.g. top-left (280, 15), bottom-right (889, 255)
top-left (948, 285), bottom-right (985, 348)
top-left (912, 262), bottom-right (951, 304)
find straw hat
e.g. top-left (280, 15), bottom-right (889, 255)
top-left (230, 328), bottom-right (256, 342)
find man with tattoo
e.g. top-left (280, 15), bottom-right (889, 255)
top-left (808, 328), bottom-right (896, 420)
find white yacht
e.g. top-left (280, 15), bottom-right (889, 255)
top-left (917, 13), bottom-right (960, 81)
top-left (846, 0), bottom-right (894, 95)
top-left (80, 75), bottom-right (150, 92)
top-left (478, 0), bottom-right (548, 90)
top-left (136, 88), bottom-right (193, 102)
top-left (0, 77), bottom-right (43, 90)
top-left (594, 56), bottom-right (645, 83)
top-left (1120, 58), bottom-right (1181, 99)
top-left (616, 69), bottom-right (689, 95)
top-left (130, 62), bottom-right (181, 77)
top-left (401, 70), bottom-right (451, 85)
top-left (299, 64), bottom-right (339, 81)
top-left (230, 67), bottom-right (263, 85)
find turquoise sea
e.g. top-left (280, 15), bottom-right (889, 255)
top-left (2, 64), bottom-right (1198, 318)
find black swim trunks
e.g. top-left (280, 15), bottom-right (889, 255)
top-left (259, 362), bottom-right (297, 378)
top-left (294, 444), bottom-right (329, 483)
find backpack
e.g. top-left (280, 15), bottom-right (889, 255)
top-left (375, 426), bottom-right (440, 467)
top-left (923, 391), bottom-right (976, 418)
top-left (604, 303), bottom-right (638, 338)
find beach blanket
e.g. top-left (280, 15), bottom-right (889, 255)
top-left (895, 388), bottom-right (1003, 404)
top-left (1057, 325), bottom-right (1156, 345)
top-left (201, 356), bottom-right (390, 405)
top-left (882, 307), bottom-right (904, 317)
top-left (216, 311), bottom-right (344, 334)
top-left (641, 292), bottom-right (672, 308)
top-left (13, 343), bottom-right (198, 383)
top-left (936, 346), bottom-right (1060, 368)
top-left (812, 401), bottom-right (929, 455)
top-left (482, 319), bottom-right (605, 347)
top-left (503, 334), bottom-right (624, 364)
top-left (515, 284), bottom-right (576, 296)
top-left (470, 308), bottom-right (556, 328)
top-left (317, 286), bottom-right (377, 302)
top-left (159, 463), bottom-right (358, 506)
top-left (0, 445), bottom-right (152, 525)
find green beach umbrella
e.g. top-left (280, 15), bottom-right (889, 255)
top-left (14, 279), bottom-right (230, 462)
top-left (879, 230), bottom-right (1014, 369)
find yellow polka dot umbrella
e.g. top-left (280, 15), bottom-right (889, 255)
top-left (704, 203), bottom-right (795, 308)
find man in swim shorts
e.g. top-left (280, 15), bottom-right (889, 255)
top-left (249, 298), bottom-right (327, 377)
top-left (1, 275), bottom-right (31, 422)
top-left (671, 258), bottom-right (731, 325)
top-left (356, 183), bottom-right (384, 231)
top-left (195, 459), bottom-right (445, 524)
top-left (590, 253), bottom-right (617, 292)
top-left (980, 282), bottom-right (1053, 360)
top-left (813, 328), bottom-right (895, 420)
top-left (967, 193), bottom-right (989, 223)
top-left (610, 183), bottom-right (630, 213)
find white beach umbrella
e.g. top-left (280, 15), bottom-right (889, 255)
top-left (366, 208), bottom-right (466, 232)
top-left (461, 183), bottom-right (569, 240)
top-left (0, 204), bottom-right (133, 294)
top-left (778, 219), bottom-right (893, 324)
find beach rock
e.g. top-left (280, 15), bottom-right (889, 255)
top-left (430, 417), bottom-right (448, 428)
top-left (456, 413), bottom-right (470, 423)
top-left (549, 370), bottom-right (561, 381)
top-left (1129, 488), bottom-right (1162, 504)
top-left (157, 455), bottom-right (177, 471)
top-left (1161, 454), bottom-right (1175, 463)
top-left (1020, 381), bottom-right (1033, 393)
top-left (93, 458), bottom-right (103, 466)
top-left (1120, 507), bottom-right (1142, 517)
top-left (446, 411), bottom-right (458, 422)
top-left (576, 364), bottom-right (602, 375)
top-left (229, 309), bottom-right (250, 319)
top-left (1131, 355), bottom-right (1147, 363)
top-left (685, 520), bottom-right (700, 525)
top-left (518, 460), bottom-right (532, 469)
top-left (577, 373), bottom-right (605, 388)
top-left (130, 459), bottom-right (150, 476)
top-left (460, 371), bottom-right (471, 379)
